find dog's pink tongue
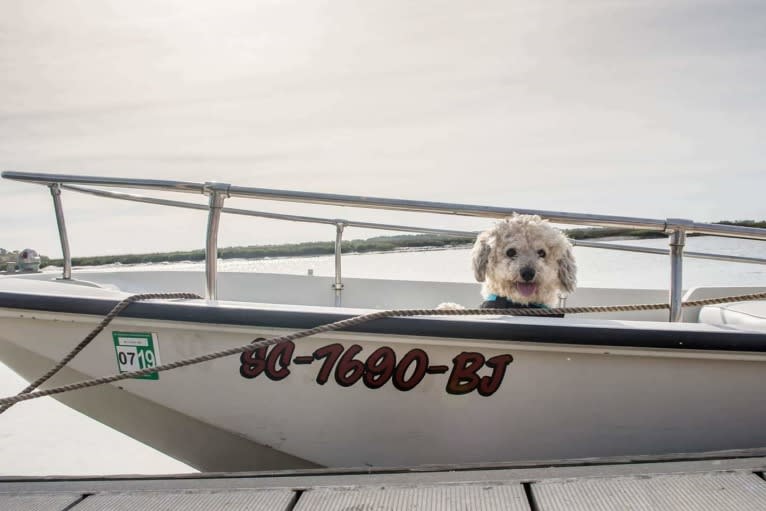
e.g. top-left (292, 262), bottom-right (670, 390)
top-left (517, 283), bottom-right (537, 297)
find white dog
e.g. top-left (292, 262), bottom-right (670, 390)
top-left (441, 214), bottom-right (576, 311)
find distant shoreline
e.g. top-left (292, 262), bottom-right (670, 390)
top-left (20, 221), bottom-right (764, 269)
top-left (31, 226), bottom-right (665, 269)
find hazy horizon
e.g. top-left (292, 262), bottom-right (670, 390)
top-left (2, 0), bottom-right (765, 257)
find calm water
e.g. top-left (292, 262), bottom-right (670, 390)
top-left (2, 236), bottom-right (765, 475)
top-left (46, 235), bottom-right (766, 289)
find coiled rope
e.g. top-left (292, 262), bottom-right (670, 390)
top-left (1, 290), bottom-right (766, 410)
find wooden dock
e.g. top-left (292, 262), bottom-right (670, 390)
top-left (3, 450), bottom-right (766, 510)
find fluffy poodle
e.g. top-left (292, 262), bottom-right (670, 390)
top-left (471, 214), bottom-right (576, 309)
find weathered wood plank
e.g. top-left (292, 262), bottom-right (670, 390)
top-left (4, 461), bottom-right (766, 510)
top-left (1, 457), bottom-right (764, 494)
top-left (69, 490), bottom-right (296, 511)
top-left (294, 484), bottom-right (529, 511)
top-left (0, 493), bottom-right (83, 511)
top-left (533, 471), bottom-right (766, 511)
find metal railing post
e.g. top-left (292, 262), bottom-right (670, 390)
top-left (668, 221), bottom-right (688, 322)
top-left (203, 183), bottom-right (230, 301)
top-left (333, 222), bottom-right (344, 306)
top-left (48, 183), bottom-right (72, 280)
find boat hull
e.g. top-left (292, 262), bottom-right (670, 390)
top-left (2, 302), bottom-right (766, 471)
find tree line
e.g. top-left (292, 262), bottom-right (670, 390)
top-left (6, 220), bottom-right (763, 269)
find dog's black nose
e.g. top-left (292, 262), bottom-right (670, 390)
top-left (520, 267), bottom-right (536, 282)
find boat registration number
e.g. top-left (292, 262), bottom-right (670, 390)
top-left (239, 340), bottom-right (513, 396)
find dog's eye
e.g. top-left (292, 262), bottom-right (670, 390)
top-left (537, 249), bottom-right (546, 258)
top-left (505, 248), bottom-right (517, 258)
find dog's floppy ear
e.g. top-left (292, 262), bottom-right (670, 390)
top-left (472, 232), bottom-right (491, 282)
top-left (557, 246), bottom-right (577, 293)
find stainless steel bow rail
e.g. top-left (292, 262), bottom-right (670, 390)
top-left (2, 290), bottom-right (766, 410)
top-left (4, 170), bottom-right (766, 321)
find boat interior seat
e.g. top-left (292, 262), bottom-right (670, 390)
top-left (698, 301), bottom-right (766, 331)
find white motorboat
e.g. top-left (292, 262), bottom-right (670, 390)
top-left (1, 171), bottom-right (765, 472)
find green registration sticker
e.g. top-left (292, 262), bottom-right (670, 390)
top-left (112, 332), bottom-right (161, 380)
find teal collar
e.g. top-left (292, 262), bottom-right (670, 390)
top-left (485, 294), bottom-right (550, 309)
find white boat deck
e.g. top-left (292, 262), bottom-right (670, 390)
top-left (3, 451), bottom-right (766, 510)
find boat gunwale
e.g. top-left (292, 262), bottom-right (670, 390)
top-left (2, 289), bottom-right (766, 353)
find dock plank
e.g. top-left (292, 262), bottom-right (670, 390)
top-left (532, 471), bottom-right (766, 511)
top-left (2, 456), bottom-right (765, 494)
top-left (294, 483), bottom-right (530, 511)
top-left (4, 456), bottom-right (766, 510)
top-left (69, 489), bottom-right (296, 511)
top-left (0, 493), bottom-right (84, 511)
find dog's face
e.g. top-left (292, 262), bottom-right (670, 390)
top-left (472, 215), bottom-right (576, 306)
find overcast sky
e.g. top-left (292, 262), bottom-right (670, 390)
top-left (1, 0), bottom-right (764, 257)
